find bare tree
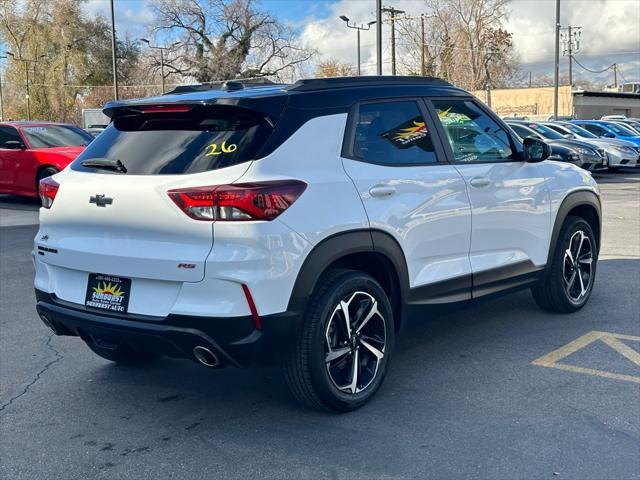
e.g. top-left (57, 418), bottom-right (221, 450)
top-left (152, 0), bottom-right (313, 82)
top-left (315, 58), bottom-right (355, 78)
top-left (395, 0), bottom-right (519, 89)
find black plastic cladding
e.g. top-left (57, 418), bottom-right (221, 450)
top-left (103, 80), bottom-right (471, 161)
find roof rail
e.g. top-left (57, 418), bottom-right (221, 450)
top-left (165, 78), bottom-right (282, 95)
top-left (287, 75), bottom-right (451, 92)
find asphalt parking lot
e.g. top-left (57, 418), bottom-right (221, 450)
top-left (1, 170), bottom-right (639, 480)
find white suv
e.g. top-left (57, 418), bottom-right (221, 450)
top-left (34, 77), bottom-right (601, 411)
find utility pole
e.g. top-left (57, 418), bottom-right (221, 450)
top-left (561, 25), bottom-right (581, 87)
top-left (553, 0), bottom-right (560, 120)
top-left (376, 0), bottom-right (382, 75)
top-left (140, 39), bottom-right (180, 93)
top-left (0, 55), bottom-right (6, 121)
top-left (382, 6), bottom-right (405, 76)
top-left (110, 0), bottom-right (119, 100)
top-left (339, 17), bottom-right (376, 76)
top-left (5, 52), bottom-right (45, 121)
top-left (529, 71), bottom-right (532, 87)
top-left (420, 14), bottom-right (426, 76)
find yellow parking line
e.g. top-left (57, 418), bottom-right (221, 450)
top-left (532, 331), bottom-right (640, 383)
top-left (600, 335), bottom-right (640, 367)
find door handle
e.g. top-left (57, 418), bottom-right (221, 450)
top-left (369, 185), bottom-right (396, 198)
top-left (469, 177), bottom-right (492, 188)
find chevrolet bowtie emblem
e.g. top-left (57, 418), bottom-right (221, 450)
top-left (89, 194), bottom-right (113, 207)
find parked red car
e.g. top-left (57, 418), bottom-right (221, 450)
top-left (0, 121), bottom-right (93, 198)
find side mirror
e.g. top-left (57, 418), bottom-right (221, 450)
top-left (603, 132), bottom-right (615, 138)
top-left (3, 140), bottom-right (25, 150)
top-left (523, 136), bottom-right (551, 163)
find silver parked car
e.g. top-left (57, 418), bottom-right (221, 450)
top-left (548, 121), bottom-right (640, 169)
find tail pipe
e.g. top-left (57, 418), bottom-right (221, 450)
top-left (193, 345), bottom-right (220, 368)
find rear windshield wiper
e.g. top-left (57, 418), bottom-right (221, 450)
top-left (81, 158), bottom-right (127, 173)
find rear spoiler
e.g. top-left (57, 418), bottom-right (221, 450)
top-left (102, 97), bottom-right (287, 126)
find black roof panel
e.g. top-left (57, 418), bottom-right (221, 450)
top-left (287, 75), bottom-right (452, 92)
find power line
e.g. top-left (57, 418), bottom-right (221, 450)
top-left (572, 57), bottom-right (615, 74)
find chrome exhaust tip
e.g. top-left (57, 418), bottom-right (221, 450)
top-left (193, 346), bottom-right (220, 368)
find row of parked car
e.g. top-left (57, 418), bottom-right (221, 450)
top-left (1, 115), bottom-right (639, 200)
top-left (504, 117), bottom-right (640, 172)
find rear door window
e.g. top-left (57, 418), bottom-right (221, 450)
top-left (72, 105), bottom-right (273, 175)
top-left (0, 126), bottom-right (22, 147)
top-left (349, 100), bottom-right (438, 165)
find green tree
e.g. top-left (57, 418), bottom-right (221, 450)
top-left (0, 0), bottom-right (141, 122)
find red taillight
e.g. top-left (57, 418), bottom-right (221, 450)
top-left (39, 177), bottom-right (59, 209)
top-left (138, 105), bottom-right (193, 114)
top-left (168, 181), bottom-right (307, 221)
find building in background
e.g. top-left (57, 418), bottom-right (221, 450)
top-left (473, 86), bottom-right (640, 120)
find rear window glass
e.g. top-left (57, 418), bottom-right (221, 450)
top-left (71, 105), bottom-right (273, 175)
top-left (23, 125), bottom-right (92, 148)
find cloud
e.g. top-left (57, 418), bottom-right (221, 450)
top-left (299, 0), bottom-right (640, 80)
top-left (84, 0), bottom-right (155, 38)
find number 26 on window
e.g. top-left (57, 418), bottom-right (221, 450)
top-left (205, 142), bottom-right (237, 156)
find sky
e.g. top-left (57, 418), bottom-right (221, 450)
top-left (85, 0), bottom-right (640, 85)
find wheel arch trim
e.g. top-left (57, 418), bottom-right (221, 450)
top-left (547, 189), bottom-right (602, 268)
top-left (286, 229), bottom-right (410, 313)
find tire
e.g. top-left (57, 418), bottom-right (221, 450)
top-left (532, 216), bottom-right (598, 313)
top-left (86, 341), bottom-right (158, 365)
top-left (284, 269), bottom-right (395, 412)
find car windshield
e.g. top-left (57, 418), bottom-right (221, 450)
top-left (604, 122), bottom-right (638, 136)
top-left (561, 123), bottom-right (598, 138)
top-left (525, 123), bottom-right (564, 140)
top-left (22, 125), bottom-right (92, 148)
top-left (72, 104), bottom-right (274, 175)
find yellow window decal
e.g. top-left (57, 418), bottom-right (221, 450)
top-left (205, 141), bottom-right (238, 156)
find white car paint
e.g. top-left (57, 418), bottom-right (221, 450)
top-left (452, 161), bottom-right (551, 271)
top-left (33, 112), bottom-right (599, 321)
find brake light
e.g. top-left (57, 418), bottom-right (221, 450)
top-left (139, 105), bottom-right (193, 114)
top-left (168, 180), bottom-right (307, 221)
top-left (39, 177), bottom-right (59, 209)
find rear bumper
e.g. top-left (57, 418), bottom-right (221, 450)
top-left (35, 290), bottom-right (301, 367)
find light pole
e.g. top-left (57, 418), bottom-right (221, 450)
top-left (140, 39), bottom-right (180, 94)
top-left (0, 55), bottom-right (6, 121)
top-left (339, 17), bottom-right (376, 76)
top-left (110, 0), bottom-right (119, 100)
top-left (553, 0), bottom-right (560, 120)
top-left (376, 0), bottom-right (382, 75)
top-left (6, 52), bottom-right (46, 121)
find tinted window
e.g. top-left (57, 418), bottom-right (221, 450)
top-left (545, 124), bottom-right (569, 135)
top-left (509, 124), bottom-right (540, 140)
top-left (561, 123), bottom-right (597, 138)
top-left (605, 122), bottom-right (637, 136)
top-left (352, 101), bottom-right (437, 165)
top-left (22, 125), bottom-right (92, 148)
top-left (432, 100), bottom-right (514, 163)
top-left (525, 123), bottom-right (564, 140)
top-left (72, 105), bottom-right (273, 175)
top-left (0, 126), bottom-right (22, 147)
top-left (579, 123), bottom-right (607, 136)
